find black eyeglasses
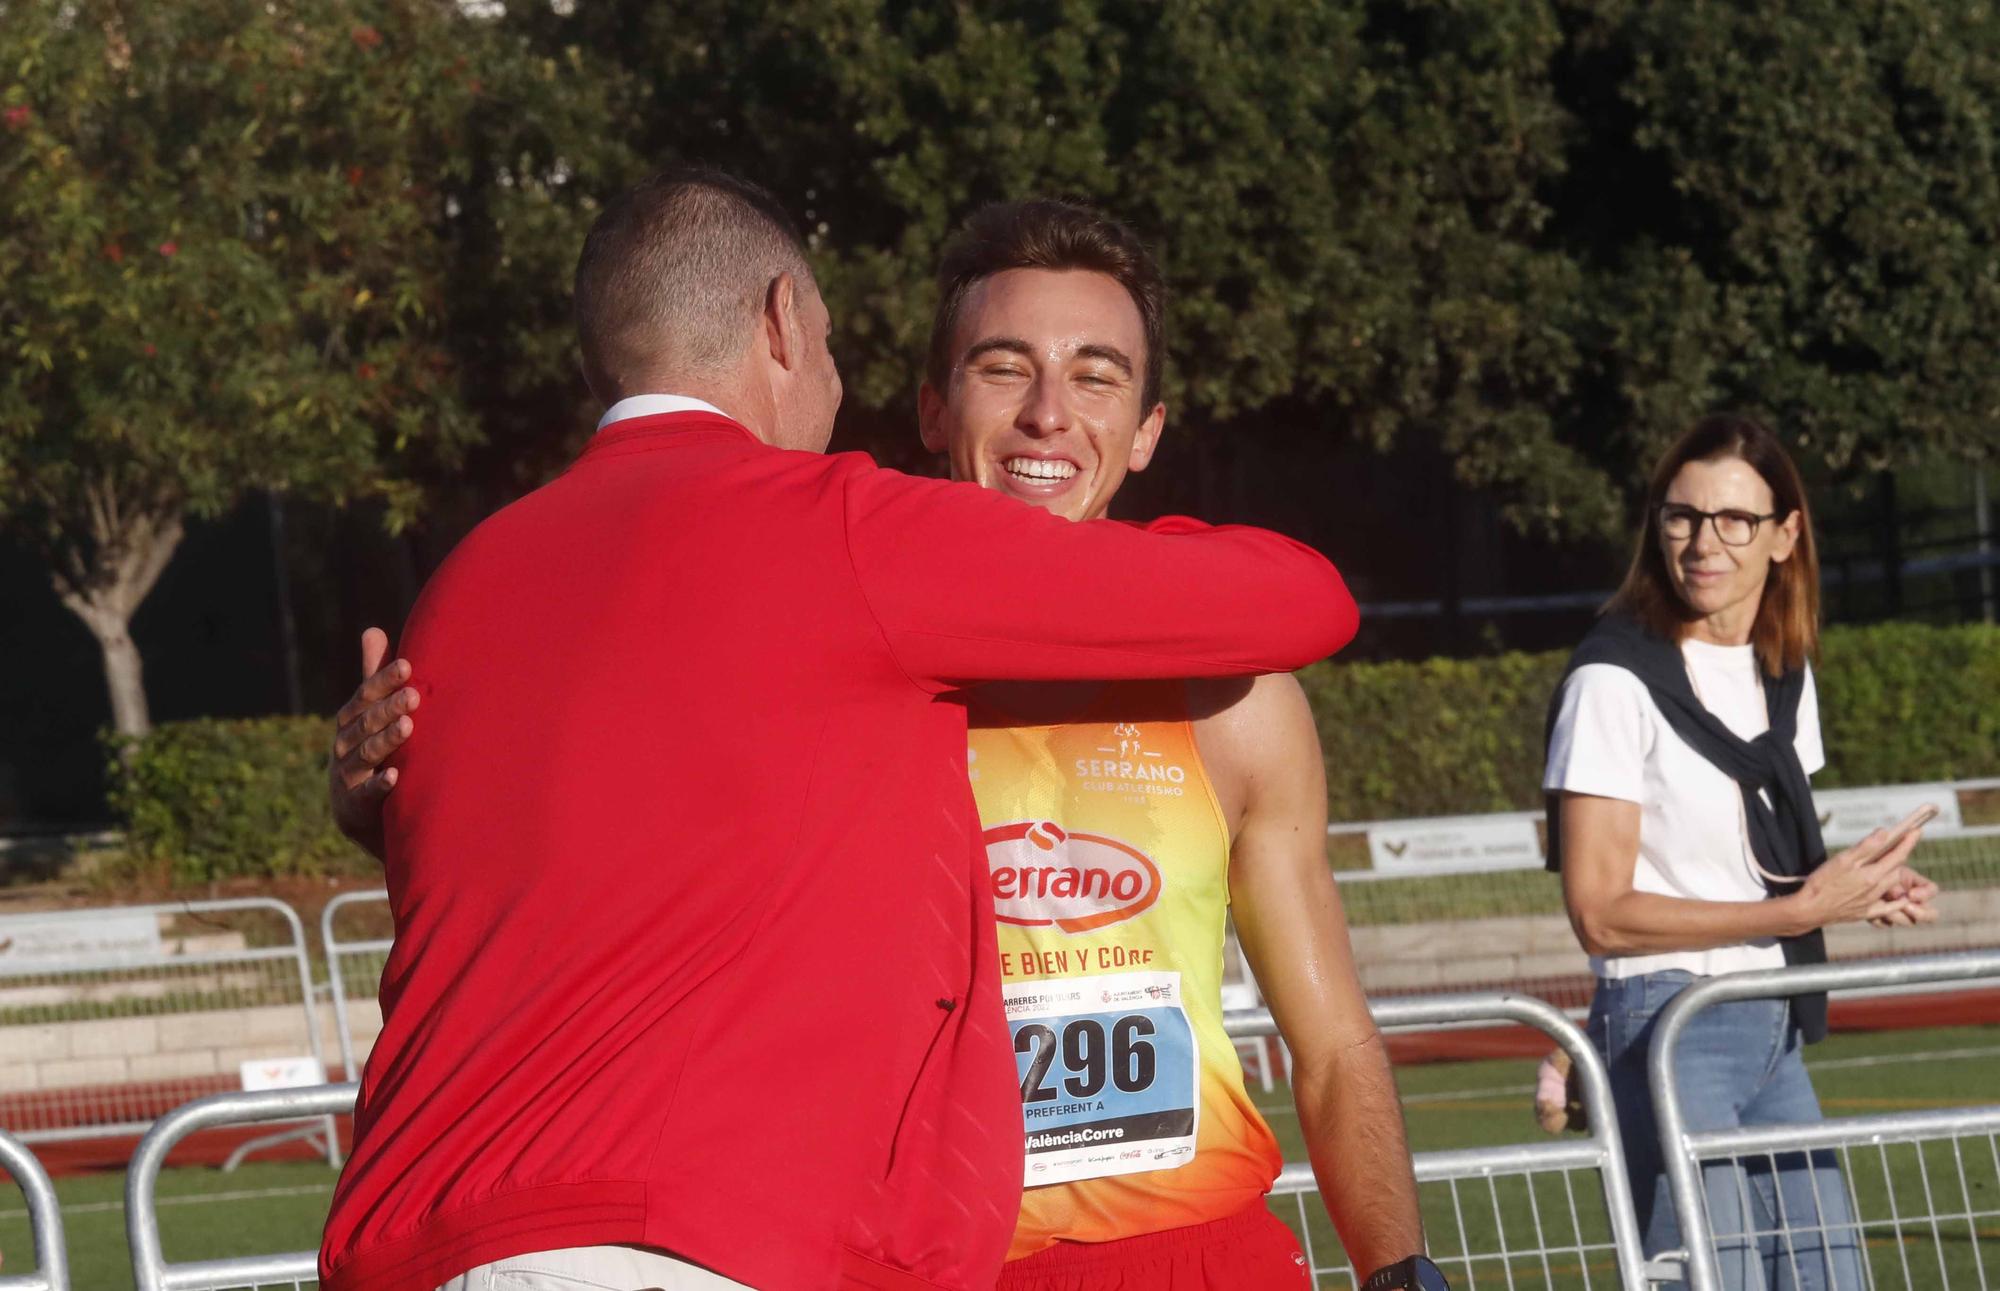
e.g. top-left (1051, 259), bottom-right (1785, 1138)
top-left (1657, 504), bottom-right (1783, 547)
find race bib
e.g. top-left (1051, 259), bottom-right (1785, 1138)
top-left (1004, 969), bottom-right (1199, 1186)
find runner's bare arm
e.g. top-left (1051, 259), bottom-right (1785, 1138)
top-left (328, 627), bottom-right (419, 862)
top-left (1218, 674), bottom-right (1425, 1276)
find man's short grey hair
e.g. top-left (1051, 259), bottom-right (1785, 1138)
top-left (574, 166), bottom-right (814, 397)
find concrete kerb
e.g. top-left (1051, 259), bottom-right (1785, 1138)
top-left (0, 897), bottom-right (340, 1169)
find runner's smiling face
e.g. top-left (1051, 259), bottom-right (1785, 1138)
top-left (920, 268), bottom-right (1165, 522)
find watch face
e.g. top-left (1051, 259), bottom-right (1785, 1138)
top-left (1412, 1256), bottom-right (1452, 1291)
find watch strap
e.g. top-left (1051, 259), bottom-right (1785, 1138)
top-left (1361, 1254), bottom-right (1451, 1291)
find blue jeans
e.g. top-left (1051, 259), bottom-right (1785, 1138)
top-left (1589, 971), bottom-right (1867, 1290)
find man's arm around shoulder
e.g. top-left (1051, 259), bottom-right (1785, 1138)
top-left (836, 461), bottom-right (1357, 689)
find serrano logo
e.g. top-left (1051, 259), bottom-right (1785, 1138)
top-left (984, 820), bottom-right (1162, 934)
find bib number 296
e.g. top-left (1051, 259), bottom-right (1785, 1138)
top-left (1003, 970), bottom-right (1199, 1186)
top-left (1015, 1016), bottom-right (1157, 1102)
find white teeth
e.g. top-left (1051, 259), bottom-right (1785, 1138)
top-left (1004, 458), bottom-right (1078, 481)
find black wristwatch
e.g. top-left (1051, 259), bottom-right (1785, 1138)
top-left (1360, 1255), bottom-right (1451, 1291)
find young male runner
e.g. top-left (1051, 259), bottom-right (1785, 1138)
top-left (916, 201), bottom-right (1433, 1291)
top-left (331, 196), bottom-right (1437, 1290)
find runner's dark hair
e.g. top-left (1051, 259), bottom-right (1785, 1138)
top-left (926, 199), bottom-right (1166, 408)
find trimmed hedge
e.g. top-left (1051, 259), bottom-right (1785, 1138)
top-left (1300, 620), bottom-right (2000, 822)
top-left (1300, 647), bottom-right (1561, 822)
top-left (109, 621), bottom-right (1997, 882)
top-left (107, 717), bottom-right (367, 883)
top-left (1812, 623), bottom-right (2000, 790)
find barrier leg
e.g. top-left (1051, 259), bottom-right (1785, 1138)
top-left (0, 1129), bottom-right (70, 1291)
top-left (220, 1120), bottom-right (336, 1173)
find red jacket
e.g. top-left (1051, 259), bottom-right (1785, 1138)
top-left (319, 412), bottom-right (1357, 1291)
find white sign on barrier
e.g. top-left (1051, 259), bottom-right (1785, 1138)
top-left (0, 911), bottom-right (162, 967)
top-left (1367, 816), bottom-right (1543, 873)
top-left (1813, 783), bottom-right (1963, 846)
top-left (240, 1057), bottom-right (325, 1091)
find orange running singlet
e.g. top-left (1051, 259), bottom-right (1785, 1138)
top-left (968, 684), bottom-right (1283, 1260)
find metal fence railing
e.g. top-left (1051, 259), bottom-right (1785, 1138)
top-left (0, 1128), bottom-right (68, 1291)
top-left (318, 892), bottom-right (392, 1082)
top-left (126, 1083), bottom-right (357, 1291)
top-left (1229, 992), bottom-right (1649, 1290)
top-left (0, 899), bottom-right (336, 1166)
top-left (1650, 950), bottom-right (2000, 1290)
top-left (1324, 779), bottom-right (2000, 1010)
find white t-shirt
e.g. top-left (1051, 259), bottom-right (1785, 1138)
top-left (1542, 638), bottom-right (1824, 979)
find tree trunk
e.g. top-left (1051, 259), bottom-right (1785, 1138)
top-left (48, 488), bottom-right (185, 741)
top-left (89, 615), bottom-right (152, 738)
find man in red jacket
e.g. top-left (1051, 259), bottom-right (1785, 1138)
top-left (318, 167), bottom-right (1357, 1291)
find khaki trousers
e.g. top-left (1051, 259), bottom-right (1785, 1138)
top-left (436, 1244), bottom-right (754, 1291)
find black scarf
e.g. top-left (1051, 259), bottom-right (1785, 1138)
top-left (1542, 613), bottom-right (1829, 1042)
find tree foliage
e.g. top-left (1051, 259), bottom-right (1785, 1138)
top-left (544, 0), bottom-right (1609, 527)
top-left (1562, 0), bottom-right (2000, 492)
top-left (0, 0), bottom-right (615, 731)
top-left (522, 0), bottom-right (2000, 537)
top-left (811, 0), bottom-right (1607, 535)
top-left (8, 0), bottom-right (2000, 732)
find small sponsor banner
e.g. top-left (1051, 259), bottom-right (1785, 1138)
top-left (240, 1056), bottom-right (325, 1091)
top-left (1813, 784), bottom-right (1962, 847)
top-left (0, 911), bottom-right (162, 968)
top-left (1367, 816), bottom-right (1544, 874)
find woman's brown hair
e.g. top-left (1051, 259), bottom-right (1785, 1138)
top-left (1606, 413), bottom-right (1820, 676)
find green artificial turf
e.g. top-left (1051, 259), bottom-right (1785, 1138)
top-left (1, 1025), bottom-right (1993, 1290)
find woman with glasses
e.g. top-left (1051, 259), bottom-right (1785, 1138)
top-left (1541, 413), bottom-right (1937, 1290)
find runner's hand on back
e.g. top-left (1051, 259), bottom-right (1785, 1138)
top-left (329, 627), bottom-right (418, 862)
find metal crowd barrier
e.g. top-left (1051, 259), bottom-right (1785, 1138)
top-left (319, 891), bottom-right (392, 1082)
top-left (127, 1083), bottom-right (357, 1291)
top-left (1229, 993), bottom-right (1650, 1290)
top-left (0, 1128), bottom-right (68, 1291)
top-left (0, 898), bottom-right (336, 1166)
top-left (1651, 950), bottom-right (2000, 1290)
top-left (1325, 778), bottom-right (2000, 1011)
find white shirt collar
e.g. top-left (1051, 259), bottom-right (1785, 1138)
top-left (595, 393), bottom-right (735, 432)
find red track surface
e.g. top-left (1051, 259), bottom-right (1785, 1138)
top-left (30, 1117), bottom-right (355, 1177)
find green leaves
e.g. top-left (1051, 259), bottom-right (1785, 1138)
top-left (107, 717), bottom-right (368, 883)
top-left (0, 0), bottom-right (506, 536)
top-left (8, 0), bottom-right (1999, 579)
top-left (1574, 0), bottom-right (2000, 484)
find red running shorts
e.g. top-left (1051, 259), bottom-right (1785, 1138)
top-left (995, 1203), bottom-right (1313, 1291)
